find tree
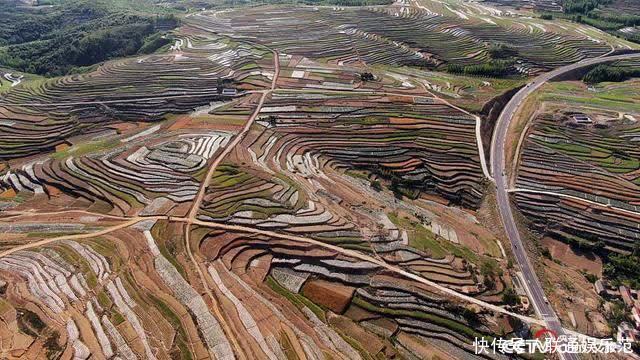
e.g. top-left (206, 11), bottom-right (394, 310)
top-left (461, 308), bottom-right (480, 325)
top-left (484, 275), bottom-right (495, 290)
top-left (584, 273), bottom-right (598, 283)
top-left (541, 247), bottom-right (552, 259)
top-left (633, 243), bottom-right (640, 257)
top-left (583, 65), bottom-right (640, 84)
top-left (370, 179), bottom-right (382, 191)
top-left (447, 60), bottom-right (514, 77)
top-left (488, 43), bottom-right (518, 59)
top-left (360, 72), bottom-right (375, 82)
top-left (480, 259), bottom-right (498, 277)
top-left (502, 287), bottom-right (520, 306)
top-left (604, 253), bottom-right (640, 288)
top-left (593, 240), bottom-right (606, 252)
top-left (0, 1), bottom-right (179, 76)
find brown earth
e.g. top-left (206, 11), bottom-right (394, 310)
top-left (0, 188), bottom-right (16, 199)
top-left (328, 313), bottom-right (396, 358)
top-left (541, 237), bottom-right (603, 276)
top-left (301, 279), bottom-right (355, 314)
top-left (344, 304), bottom-right (378, 322)
top-left (541, 258), bottom-right (609, 336)
top-left (54, 143), bottom-right (70, 152)
top-left (396, 331), bottom-right (456, 360)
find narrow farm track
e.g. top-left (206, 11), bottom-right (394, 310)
top-left (0, 216), bottom-right (164, 258)
top-left (181, 48), bottom-right (280, 360)
top-left (416, 80), bottom-right (493, 181)
top-left (188, 49), bottom-right (280, 219)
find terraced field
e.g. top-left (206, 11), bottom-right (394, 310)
top-left (2, 1), bottom-right (636, 358)
top-left (189, 3), bottom-right (614, 75)
top-left (1, 126), bottom-right (236, 215)
top-left (514, 77), bottom-right (640, 253)
top-left (0, 222), bottom-right (240, 359)
top-left (0, 34), bottom-right (274, 161)
top-left (246, 91), bottom-right (485, 206)
top-left (0, 212), bottom-right (517, 359)
top-left (198, 227), bottom-right (513, 359)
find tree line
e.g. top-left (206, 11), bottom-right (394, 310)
top-left (447, 60), bottom-right (514, 77)
top-left (555, 0), bottom-right (640, 43)
top-left (583, 64), bottom-right (640, 83)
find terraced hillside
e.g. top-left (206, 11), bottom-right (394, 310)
top-left (3, 0), bottom-right (638, 358)
top-left (248, 91), bottom-right (485, 206)
top-left (0, 34), bottom-right (273, 161)
top-left (188, 3), bottom-right (616, 75)
top-left (514, 76), bottom-right (640, 253)
top-left (0, 212), bottom-right (520, 359)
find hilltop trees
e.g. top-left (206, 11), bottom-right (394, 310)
top-left (583, 65), bottom-right (640, 84)
top-left (447, 60), bottom-right (514, 77)
top-left (0, 1), bottom-right (179, 76)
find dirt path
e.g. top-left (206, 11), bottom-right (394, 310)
top-left (1, 209), bottom-right (131, 221)
top-left (181, 48), bottom-right (280, 360)
top-left (417, 80), bottom-right (493, 181)
top-left (190, 218), bottom-right (545, 326)
top-left (0, 216), bottom-right (163, 257)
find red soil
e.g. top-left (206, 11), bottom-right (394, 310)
top-left (302, 279), bottom-right (355, 314)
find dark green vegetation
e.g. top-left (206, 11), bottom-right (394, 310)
top-left (563, 0), bottom-right (611, 14)
top-left (549, 0), bottom-right (640, 42)
top-left (583, 64), bottom-right (640, 83)
top-left (487, 43), bottom-right (519, 59)
top-left (604, 253), bottom-right (640, 288)
top-left (447, 60), bottom-right (515, 77)
top-left (501, 287), bottom-right (520, 306)
top-left (446, 43), bottom-right (518, 76)
top-left (16, 308), bottom-right (46, 337)
top-left (0, 0), bottom-right (178, 76)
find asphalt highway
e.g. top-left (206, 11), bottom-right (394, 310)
top-left (490, 52), bottom-right (640, 360)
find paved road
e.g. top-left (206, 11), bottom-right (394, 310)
top-left (490, 52), bottom-right (640, 360)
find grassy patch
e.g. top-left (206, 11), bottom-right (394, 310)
top-left (279, 330), bottom-right (300, 360)
top-left (51, 138), bottom-right (120, 159)
top-left (111, 311), bottom-right (126, 326)
top-left (151, 221), bottom-right (187, 278)
top-left (96, 290), bottom-right (112, 309)
top-left (387, 212), bottom-right (445, 259)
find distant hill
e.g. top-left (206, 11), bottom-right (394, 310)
top-left (0, 0), bottom-right (179, 76)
